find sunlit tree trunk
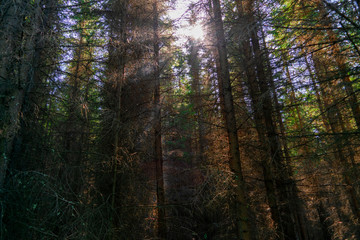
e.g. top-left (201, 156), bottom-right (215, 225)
top-left (188, 38), bottom-right (206, 163)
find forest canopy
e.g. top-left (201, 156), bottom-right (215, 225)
top-left (1, 0), bottom-right (360, 239)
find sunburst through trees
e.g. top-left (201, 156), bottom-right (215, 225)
top-left (1, 0), bottom-right (360, 239)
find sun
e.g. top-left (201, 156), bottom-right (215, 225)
top-left (177, 23), bottom-right (205, 41)
top-left (168, 0), bottom-right (205, 43)
top-left (185, 23), bottom-right (205, 40)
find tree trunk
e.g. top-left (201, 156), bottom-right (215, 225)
top-left (235, 1), bottom-right (309, 239)
top-left (253, 33), bottom-right (298, 240)
top-left (153, 2), bottom-right (167, 239)
top-left (106, 1), bottom-right (128, 237)
top-left (234, 1), bottom-right (284, 238)
top-left (189, 38), bottom-right (206, 163)
top-left (0, 0), bottom-right (26, 188)
top-left (211, 0), bottom-right (251, 239)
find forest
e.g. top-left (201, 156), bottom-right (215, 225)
top-left (1, 0), bottom-right (360, 239)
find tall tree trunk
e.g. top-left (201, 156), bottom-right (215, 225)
top-left (0, 0), bottom-right (58, 236)
top-left (253, 33), bottom-right (298, 240)
top-left (153, 2), bottom-right (167, 239)
top-left (63, 31), bottom-right (86, 197)
top-left (107, 0), bottom-right (128, 236)
top-left (234, 1), bottom-right (283, 238)
top-left (235, 1), bottom-right (309, 239)
top-left (0, 0), bottom-right (26, 188)
top-left (189, 38), bottom-right (206, 163)
top-left (269, 48), bottom-right (310, 239)
top-left (211, 0), bottom-right (251, 239)
top-left (304, 53), bottom-right (348, 239)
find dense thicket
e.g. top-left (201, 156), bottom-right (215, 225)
top-left (1, 0), bottom-right (359, 239)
